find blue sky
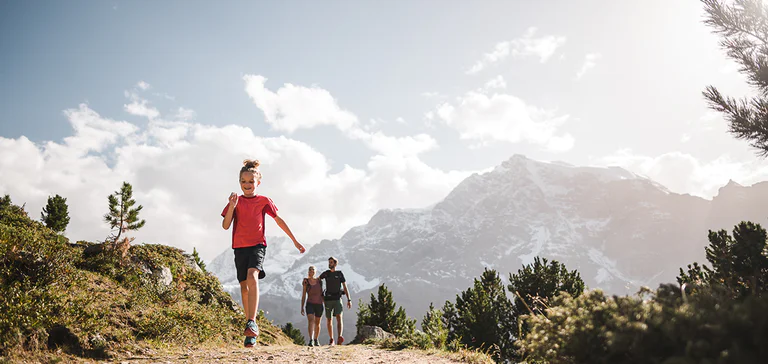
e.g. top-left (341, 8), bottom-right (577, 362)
top-left (2, 0), bottom-right (767, 259)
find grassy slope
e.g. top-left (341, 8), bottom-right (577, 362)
top-left (0, 201), bottom-right (293, 362)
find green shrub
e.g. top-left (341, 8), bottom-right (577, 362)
top-left (518, 284), bottom-right (768, 363)
top-left (421, 303), bottom-right (447, 350)
top-left (280, 322), bottom-right (305, 345)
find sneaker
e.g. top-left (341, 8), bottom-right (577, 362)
top-left (329, 337), bottom-right (334, 346)
top-left (244, 336), bottom-right (256, 348)
top-left (313, 338), bottom-right (319, 347)
top-left (244, 320), bottom-right (260, 337)
top-left (337, 336), bottom-right (344, 345)
top-left (308, 340), bottom-right (314, 347)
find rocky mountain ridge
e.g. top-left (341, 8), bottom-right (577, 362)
top-left (210, 154), bottom-right (768, 340)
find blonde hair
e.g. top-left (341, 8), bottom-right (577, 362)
top-left (240, 159), bottom-right (262, 181)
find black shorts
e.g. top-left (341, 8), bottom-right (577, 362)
top-left (305, 302), bottom-right (324, 317)
top-left (234, 244), bottom-right (266, 282)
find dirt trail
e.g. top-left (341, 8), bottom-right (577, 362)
top-left (105, 344), bottom-right (475, 364)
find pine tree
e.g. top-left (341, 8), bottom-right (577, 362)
top-left (676, 261), bottom-right (709, 287)
top-left (421, 302), bottom-right (447, 349)
top-left (192, 247), bottom-right (207, 272)
top-left (0, 194), bottom-right (10, 210)
top-left (442, 268), bottom-right (515, 362)
top-left (441, 300), bottom-right (460, 344)
top-left (104, 181), bottom-right (146, 242)
top-left (701, 0), bottom-right (768, 156)
top-left (507, 256), bottom-right (585, 340)
top-left (678, 221), bottom-right (768, 298)
top-left (281, 322), bottom-right (305, 345)
top-left (40, 194), bottom-right (70, 233)
top-left (356, 284), bottom-right (415, 337)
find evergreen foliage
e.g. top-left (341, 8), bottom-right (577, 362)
top-left (356, 284), bottom-right (416, 338)
top-left (702, 0), bottom-right (768, 156)
top-left (41, 194), bottom-right (70, 233)
top-left (507, 256), bottom-right (585, 339)
top-left (104, 182), bottom-right (146, 242)
top-left (192, 247), bottom-right (207, 273)
top-left (281, 322), bottom-right (305, 346)
top-left (442, 268), bottom-right (514, 362)
top-left (421, 302), bottom-right (448, 349)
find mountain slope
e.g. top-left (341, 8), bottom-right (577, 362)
top-left (210, 154), bottom-right (768, 341)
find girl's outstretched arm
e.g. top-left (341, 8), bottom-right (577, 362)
top-left (274, 215), bottom-right (305, 253)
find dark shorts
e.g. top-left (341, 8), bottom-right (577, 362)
top-left (305, 302), bottom-right (324, 317)
top-left (324, 299), bottom-right (343, 318)
top-left (234, 244), bottom-right (266, 282)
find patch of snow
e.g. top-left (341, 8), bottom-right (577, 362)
top-left (577, 218), bottom-right (611, 231)
top-left (519, 226), bottom-right (550, 266)
top-left (588, 248), bottom-right (643, 287)
top-left (595, 268), bottom-right (612, 284)
top-left (480, 260), bottom-right (494, 270)
top-left (342, 265), bottom-right (382, 293)
top-left (504, 239), bottom-right (524, 256)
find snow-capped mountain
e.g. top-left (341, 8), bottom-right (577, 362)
top-left (209, 154), bottom-right (768, 340)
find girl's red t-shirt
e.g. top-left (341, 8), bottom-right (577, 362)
top-left (221, 195), bottom-right (278, 249)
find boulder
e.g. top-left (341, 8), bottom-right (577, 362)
top-left (353, 325), bottom-right (395, 343)
top-left (82, 243), bottom-right (105, 258)
top-left (182, 253), bottom-right (203, 273)
top-left (153, 266), bottom-right (173, 287)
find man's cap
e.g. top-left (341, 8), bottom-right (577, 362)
top-left (328, 256), bottom-right (338, 263)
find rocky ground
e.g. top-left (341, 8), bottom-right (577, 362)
top-left (19, 344), bottom-right (487, 364)
top-left (111, 344), bottom-right (474, 364)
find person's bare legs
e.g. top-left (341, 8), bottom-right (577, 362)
top-left (246, 268), bottom-right (260, 320)
top-left (239, 281), bottom-right (248, 318)
top-left (314, 317), bottom-right (321, 341)
top-left (306, 315), bottom-right (315, 343)
top-left (336, 314), bottom-right (344, 344)
top-left (326, 317), bottom-right (334, 345)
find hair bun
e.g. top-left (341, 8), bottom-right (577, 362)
top-left (243, 159), bottom-right (261, 169)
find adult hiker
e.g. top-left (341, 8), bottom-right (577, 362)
top-left (300, 265), bottom-right (323, 347)
top-left (319, 256), bottom-right (352, 345)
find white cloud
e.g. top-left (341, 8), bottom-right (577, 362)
top-left (681, 133), bottom-right (691, 143)
top-left (154, 92), bottom-right (176, 101)
top-left (245, 75), bottom-right (438, 159)
top-left (434, 90), bottom-right (574, 152)
top-left (137, 81), bottom-right (151, 90)
top-left (575, 53), bottom-right (602, 80)
top-left (0, 99), bottom-right (472, 261)
top-left (592, 149), bottom-right (768, 198)
top-left (173, 107), bottom-right (196, 121)
top-left (466, 27), bottom-right (567, 74)
top-left (482, 75), bottom-right (507, 91)
top-left (243, 75), bottom-right (358, 133)
top-left (346, 129), bottom-right (438, 156)
top-left (124, 91), bottom-right (160, 120)
top-left (64, 103), bottom-right (139, 154)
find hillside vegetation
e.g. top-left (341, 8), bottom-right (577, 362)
top-left (0, 198), bottom-right (292, 362)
